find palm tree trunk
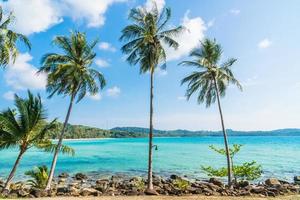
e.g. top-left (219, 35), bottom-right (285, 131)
top-left (213, 76), bottom-right (233, 188)
top-left (2, 148), bottom-right (25, 192)
top-left (147, 69), bottom-right (154, 191)
top-left (45, 94), bottom-right (75, 191)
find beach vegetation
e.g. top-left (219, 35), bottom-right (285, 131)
top-left (39, 31), bottom-right (106, 191)
top-left (180, 38), bottom-right (242, 187)
top-left (120, 3), bottom-right (183, 193)
top-left (25, 166), bottom-right (49, 189)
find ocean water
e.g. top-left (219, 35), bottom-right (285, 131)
top-left (1, 136), bottom-right (300, 182)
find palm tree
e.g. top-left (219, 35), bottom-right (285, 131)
top-left (180, 38), bottom-right (242, 187)
top-left (25, 166), bottom-right (49, 189)
top-left (39, 31), bottom-right (106, 191)
top-left (0, 91), bottom-right (73, 192)
top-left (120, 4), bottom-right (183, 194)
top-left (0, 7), bottom-right (31, 66)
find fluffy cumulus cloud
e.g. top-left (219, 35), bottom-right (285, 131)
top-left (99, 42), bottom-right (116, 52)
top-left (145, 0), bottom-right (165, 12)
top-left (95, 58), bottom-right (110, 68)
top-left (164, 11), bottom-right (206, 61)
top-left (87, 93), bottom-right (102, 101)
top-left (107, 86), bottom-right (121, 97)
top-left (258, 38), bottom-right (272, 49)
top-left (3, 91), bottom-right (15, 100)
top-left (0, 0), bottom-right (126, 35)
top-left (1, 0), bottom-right (62, 35)
top-left (5, 53), bottom-right (47, 90)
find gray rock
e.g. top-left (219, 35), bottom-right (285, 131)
top-left (265, 178), bottom-right (281, 187)
top-left (58, 172), bottom-right (69, 178)
top-left (209, 178), bottom-right (224, 187)
top-left (294, 176), bottom-right (300, 184)
top-left (75, 173), bottom-right (88, 181)
top-left (80, 188), bottom-right (100, 196)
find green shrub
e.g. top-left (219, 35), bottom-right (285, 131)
top-left (173, 178), bottom-right (190, 190)
top-left (25, 166), bottom-right (49, 189)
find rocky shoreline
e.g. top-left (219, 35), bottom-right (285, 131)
top-left (1, 173), bottom-right (300, 198)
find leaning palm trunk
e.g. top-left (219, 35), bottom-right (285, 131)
top-left (146, 68), bottom-right (154, 192)
top-left (3, 148), bottom-right (26, 192)
top-left (45, 95), bottom-right (75, 191)
top-left (213, 76), bottom-right (233, 187)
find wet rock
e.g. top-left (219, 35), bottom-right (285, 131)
top-left (75, 173), bottom-right (88, 181)
top-left (209, 178), bottom-right (224, 187)
top-left (170, 174), bottom-right (180, 180)
top-left (80, 188), bottom-right (100, 196)
top-left (237, 180), bottom-right (250, 188)
top-left (30, 188), bottom-right (48, 198)
top-left (249, 186), bottom-right (265, 194)
top-left (56, 186), bottom-right (70, 195)
top-left (294, 176), bottom-right (300, 184)
top-left (58, 172), bottom-right (69, 178)
top-left (95, 179), bottom-right (110, 193)
top-left (265, 178), bottom-right (281, 187)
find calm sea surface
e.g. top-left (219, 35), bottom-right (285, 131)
top-left (1, 136), bottom-right (300, 182)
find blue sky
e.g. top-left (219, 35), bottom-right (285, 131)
top-left (0, 0), bottom-right (300, 131)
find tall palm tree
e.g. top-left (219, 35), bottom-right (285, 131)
top-left (180, 38), bottom-right (242, 187)
top-left (39, 31), bottom-right (106, 191)
top-left (0, 91), bottom-right (73, 192)
top-left (120, 4), bottom-right (183, 194)
top-left (0, 7), bottom-right (31, 67)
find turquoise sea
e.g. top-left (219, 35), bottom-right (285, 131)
top-left (1, 136), bottom-right (300, 182)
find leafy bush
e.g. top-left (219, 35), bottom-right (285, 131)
top-left (133, 178), bottom-right (145, 191)
top-left (202, 144), bottom-right (262, 181)
top-left (202, 161), bottom-right (262, 181)
top-left (173, 178), bottom-right (190, 190)
top-left (25, 166), bottom-right (49, 189)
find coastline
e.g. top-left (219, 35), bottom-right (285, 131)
top-left (13, 195), bottom-right (300, 200)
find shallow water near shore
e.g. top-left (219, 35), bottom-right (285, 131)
top-left (1, 136), bottom-right (300, 182)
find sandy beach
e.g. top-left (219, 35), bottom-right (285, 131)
top-left (13, 195), bottom-right (300, 200)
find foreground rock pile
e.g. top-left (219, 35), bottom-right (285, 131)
top-left (1, 174), bottom-right (300, 198)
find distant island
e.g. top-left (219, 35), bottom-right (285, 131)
top-left (48, 123), bottom-right (300, 139)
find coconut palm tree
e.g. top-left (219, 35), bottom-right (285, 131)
top-left (0, 91), bottom-right (74, 192)
top-left (120, 4), bottom-right (183, 194)
top-left (39, 31), bottom-right (106, 191)
top-left (0, 7), bottom-right (31, 66)
top-left (180, 38), bottom-right (242, 187)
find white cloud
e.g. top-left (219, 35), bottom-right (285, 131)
top-left (258, 38), bottom-right (272, 49)
top-left (145, 0), bottom-right (165, 12)
top-left (87, 93), bottom-right (102, 101)
top-left (1, 0), bottom-right (126, 35)
top-left (3, 91), bottom-right (15, 100)
top-left (99, 42), bottom-right (116, 52)
top-left (95, 58), bottom-right (110, 68)
top-left (5, 53), bottom-right (47, 90)
top-left (1, 0), bottom-right (62, 35)
top-left (230, 9), bottom-right (240, 15)
top-left (155, 67), bottom-right (168, 76)
top-left (164, 11), bottom-right (206, 61)
top-left (62, 0), bottom-right (126, 28)
top-left (107, 86), bottom-right (121, 97)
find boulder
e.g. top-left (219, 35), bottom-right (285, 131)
top-left (209, 178), bottom-right (224, 187)
top-left (237, 180), bottom-right (250, 188)
top-left (56, 186), bottom-right (70, 195)
top-left (294, 176), bottom-right (300, 184)
top-left (170, 174), bottom-right (180, 180)
top-left (30, 188), bottom-right (48, 198)
top-left (80, 188), bottom-right (100, 196)
top-left (75, 173), bottom-right (88, 181)
top-left (95, 179), bottom-right (109, 193)
top-left (58, 172), bottom-right (69, 178)
top-left (265, 178), bottom-right (281, 187)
